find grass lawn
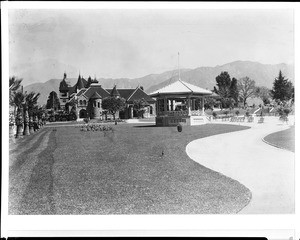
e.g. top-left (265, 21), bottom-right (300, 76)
top-left (10, 123), bottom-right (251, 214)
top-left (263, 126), bottom-right (295, 152)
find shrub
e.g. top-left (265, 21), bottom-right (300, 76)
top-left (245, 111), bottom-right (250, 117)
top-left (223, 110), bottom-right (229, 116)
top-left (83, 118), bottom-right (89, 123)
top-left (212, 112), bottom-right (218, 119)
top-left (235, 110), bottom-right (240, 116)
top-left (69, 110), bottom-right (77, 121)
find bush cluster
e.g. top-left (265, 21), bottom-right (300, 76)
top-left (78, 123), bottom-right (114, 132)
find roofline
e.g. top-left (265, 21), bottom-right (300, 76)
top-left (150, 92), bottom-right (212, 97)
top-left (179, 79), bottom-right (193, 93)
top-left (126, 86), bottom-right (139, 101)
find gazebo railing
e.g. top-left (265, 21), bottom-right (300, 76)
top-left (157, 110), bottom-right (189, 117)
top-left (190, 110), bottom-right (204, 116)
top-left (157, 110), bottom-right (204, 117)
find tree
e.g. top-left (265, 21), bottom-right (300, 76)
top-left (203, 97), bottom-right (216, 110)
top-left (102, 97), bottom-right (126, 120)
top-left (230, 77), bottom-right (239, 104)
top-left (255, 86), bottom-right (271, 105)
top-left (25, 92), bottom-right (40, 117)
top-left (237, 77), bottom-right (256, 107)
top-left (214, 72), bottom-right (239, 108)
top-left (271, 70), bottom-right (294, 102)
top-left (46, 91), bottom-right (61, 111)
top-left (133, 98), bottom-right (148, 118)
top-left (214, 72), bottom-right (232, 98)
top-left (9, 76), bottom-right (23, 117)
top-left (9, 76), bottom-right (22, 93)
top-left (12, 91), bottom-right (25, 137)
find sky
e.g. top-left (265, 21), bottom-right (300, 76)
top-left (9, 8), bottom-right (294, 80)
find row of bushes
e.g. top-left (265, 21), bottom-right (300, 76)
top-left (48, 111), bottom-right (77, 122)
top-left (83, 118), bottom-right (124, 124)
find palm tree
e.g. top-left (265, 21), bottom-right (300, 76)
top-left (9, 76), bottom-right (22, 92)
top-left (9, 76), bottom-right (23, 124)
top-left (12, 91), bottom-right (25, 138)
top-left (21, 91), bottom-right (40, 135)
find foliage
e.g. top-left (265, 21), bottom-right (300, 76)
top-left (223, 110), bottom-right (229, 116)
top-left (255, 86), bottom-right (271, 105)
top-left (230, 77), bottom-right (239, 104)
top-left (212, 112), bottom-right (218, 119)
top-left (237, 77), bottom-right (256, 107)
top-left (220, 97), bottom-right (235, 109)
top-left (79, 123), bottom-right (114, 132)
top-left (277, 106), bottom-right (292, 118)
top-left (46, 91), bottom-right (61, 111)
top-left (235, 110), bottom-right (240, 116)
top-left (83, 118), bottom-right (90, 123)
top-left (133, 98), bottom-right (149, 118)
top-left (204, 97), bottom-right (216, 110)
top-left (245, 111), bottom-right (250, 117)
top-left (25, 91), bottom-right (41, 117)
top-left (214, 72), bottom-right (239, 108)
top-left (102, 97), bottom-right (126, 120)
top-left (271, 71), bottom-right (294, 102)
top-left (69, 108), bottom-right (77, 121)
top-left (9, 76), bottom-right (23, 106)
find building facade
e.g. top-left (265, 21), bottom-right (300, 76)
top-left (59, 73), bottom-right (156, 120)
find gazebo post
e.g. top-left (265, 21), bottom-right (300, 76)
top-left (202, 96), bottom-right (205, 115)
top-left (187, 96), bottom-right (191, 116)
top-left (163, 96), bottom-right (167, 114)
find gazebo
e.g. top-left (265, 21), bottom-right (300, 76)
top-left (149, 80), bottom-right (213, 126)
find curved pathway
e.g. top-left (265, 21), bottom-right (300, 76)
top-left (186, 116), bottom-right (295, 214)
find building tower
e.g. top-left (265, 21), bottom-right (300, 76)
top-left (59, 72), bottom-right (70, 108)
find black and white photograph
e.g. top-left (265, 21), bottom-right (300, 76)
top-left (1, 1), bottom-right (299, 238)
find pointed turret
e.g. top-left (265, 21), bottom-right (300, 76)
top-left (110, 85), bottom-right (120, 98)
top-left (75, 74), bottom-right (85, 91)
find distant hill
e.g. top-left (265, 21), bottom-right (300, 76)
top-left (24, 60), bottom-right (294, 105)
top-left (146, 61), bottom-right (294, 94)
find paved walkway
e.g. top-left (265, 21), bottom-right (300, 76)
top-left (186, 116), bottom-right (295, 214)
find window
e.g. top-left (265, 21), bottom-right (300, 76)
top-left (150, 106), bottom-right (153, 114)
top-left (98, 102), bottom-right (100, 108)
top-left (63, 99), bottom-right (66, 103)
top-left (79, 100), bottom-right (83, 105)
top-left (94, 101), bottom-right (96, 107)
top-left (83, 100), bottom-right (86, 105)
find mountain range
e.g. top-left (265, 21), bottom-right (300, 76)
top-left (23, 60), bottom-right (294, 105)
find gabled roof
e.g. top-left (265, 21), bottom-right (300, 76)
top-left (149, 80), bottom-right (213, 97)
top-left (76, 89), bottom-right (86, 97)
top-left (106, 89), bottom-right (134, 100)
top-left (83, 84), bottom-right (110, 99)
top-left (89, 92), bottom-right (102, 99)
top-left (127, 87), bottom-right (156, 104)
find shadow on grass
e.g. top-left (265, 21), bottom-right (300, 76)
top-left (133, 124), bottom-right (177, 128)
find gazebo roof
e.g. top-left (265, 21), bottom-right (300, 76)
top-left (149, 80), bottom-right (213, 97)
